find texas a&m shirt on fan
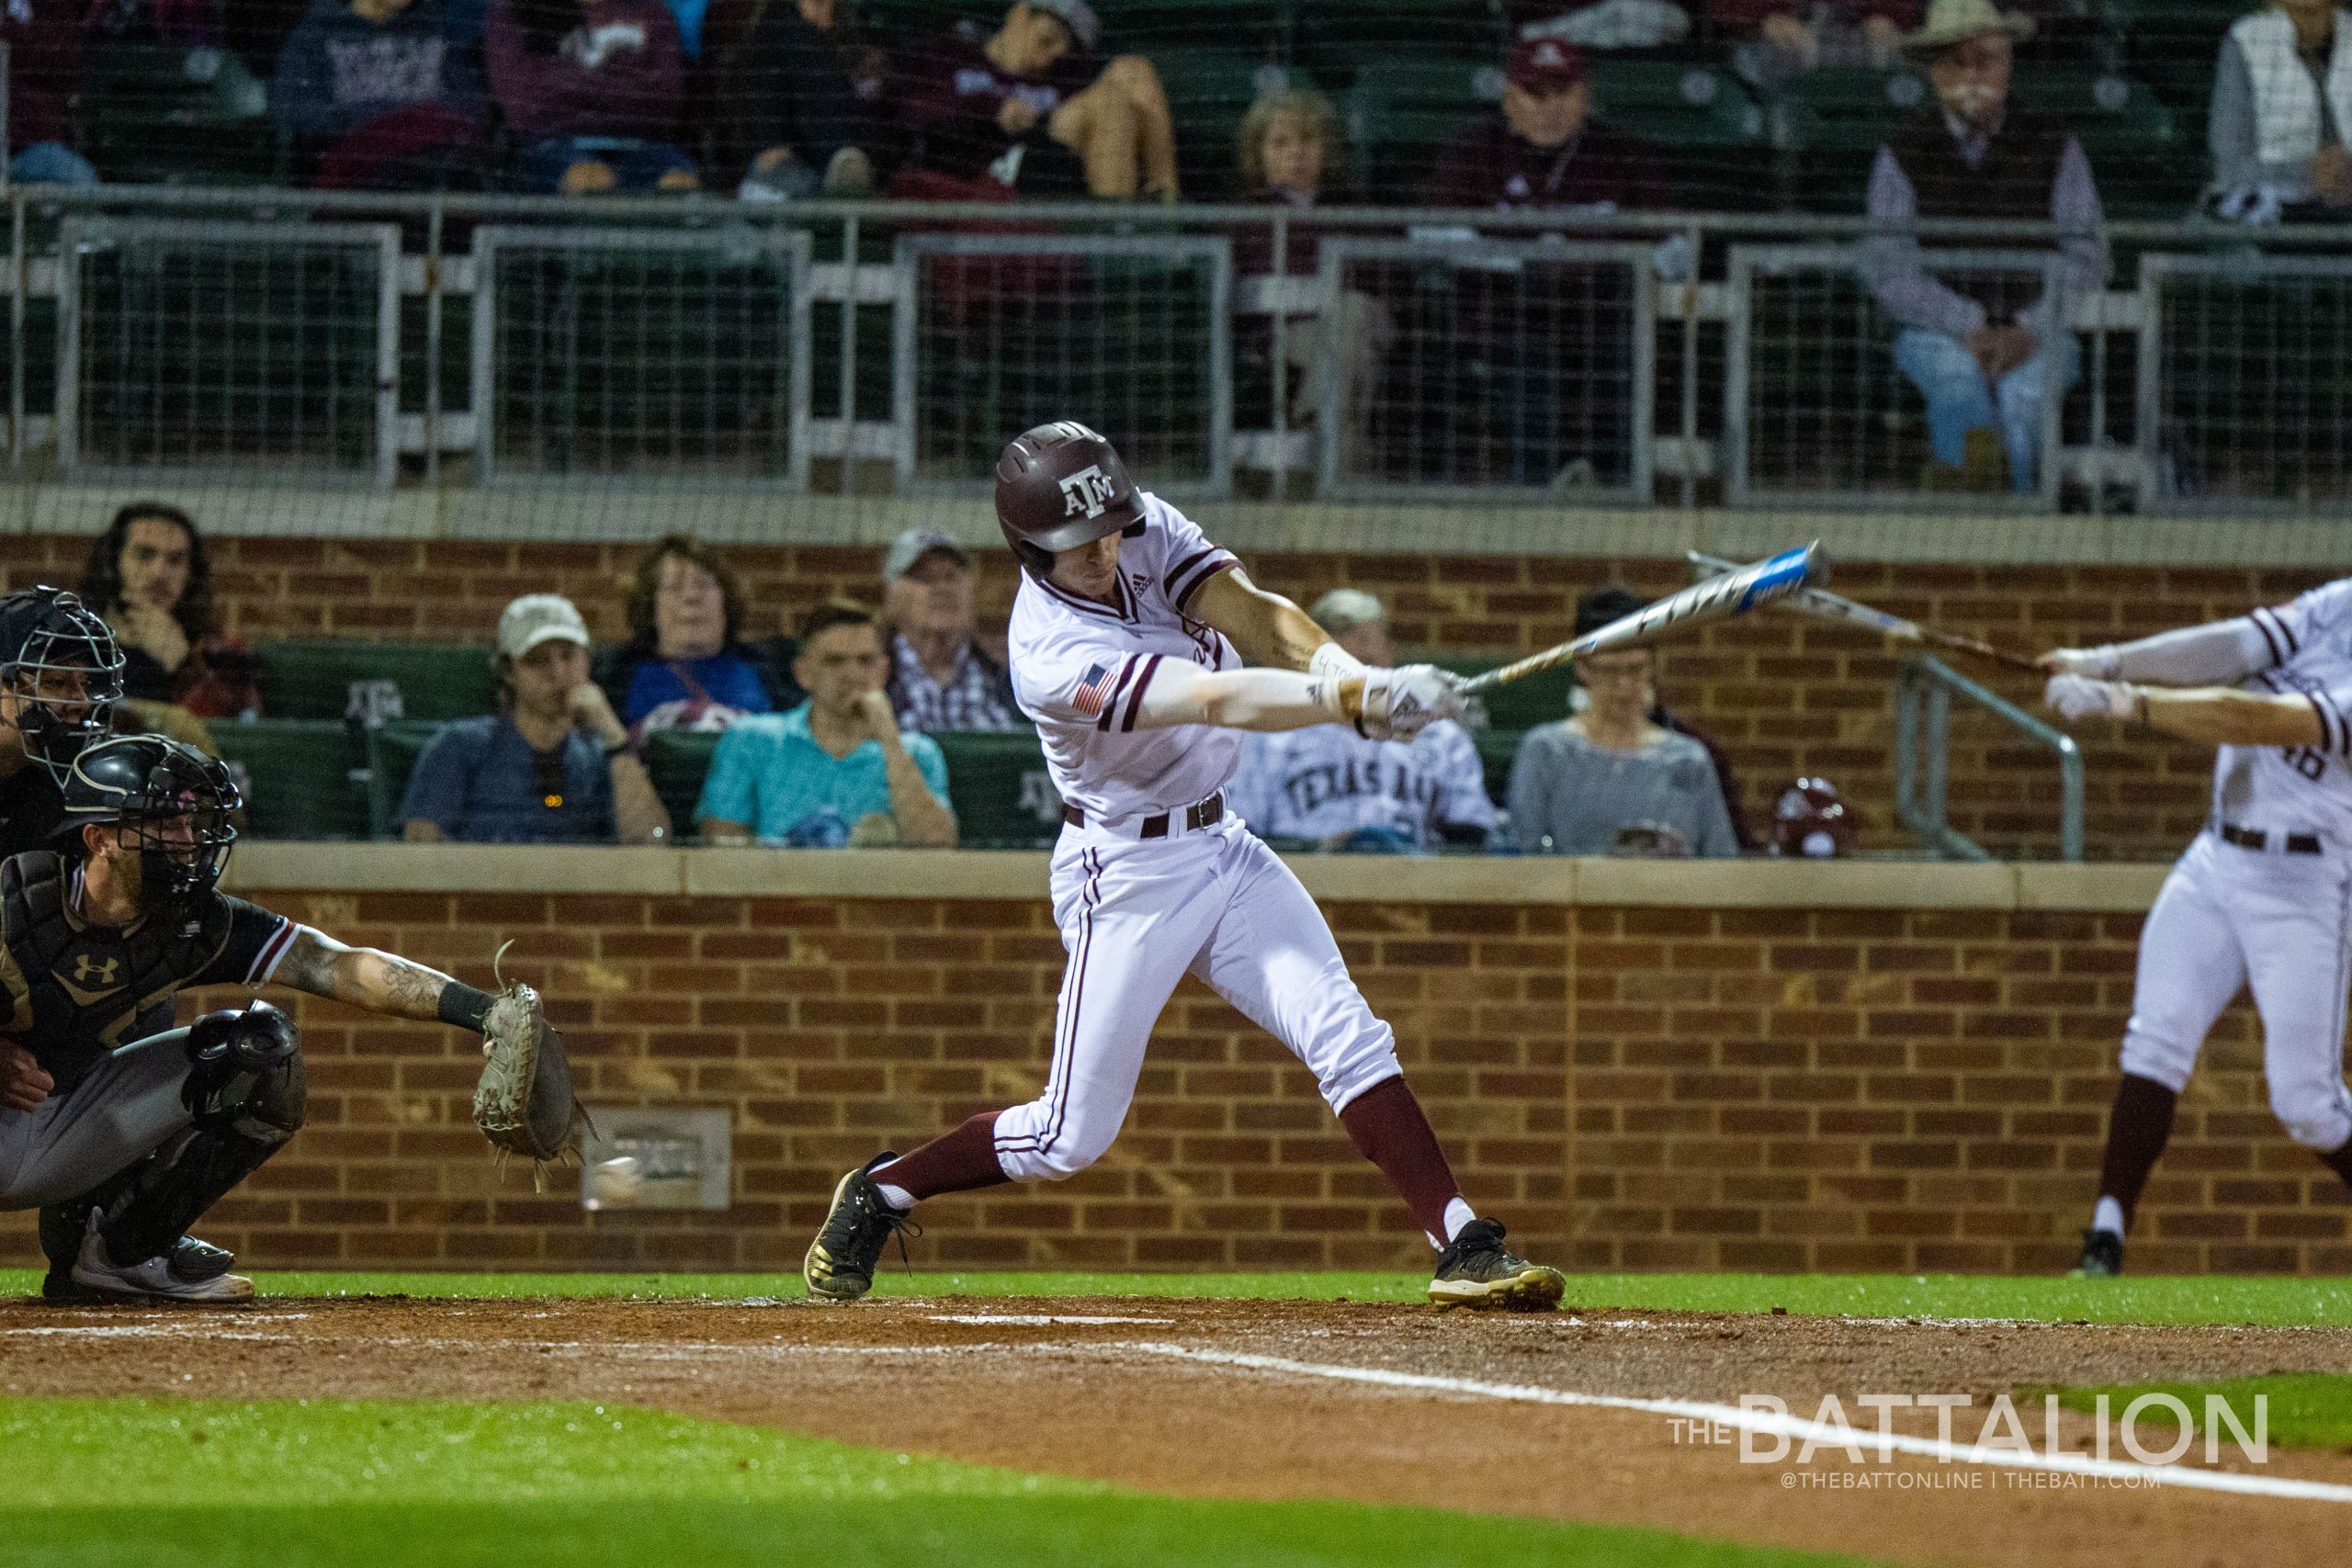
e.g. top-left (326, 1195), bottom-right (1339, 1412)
top-left (1008, 493), bottom-right (1243, 823)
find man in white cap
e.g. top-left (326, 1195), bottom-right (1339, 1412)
top-left (1224, 590), bottom-right (1497, 852)
top-left (880, 526), bottom-right (1020, 734)
top-left (401, 593), bottom-right (671, 844)
top-left (1863, 0), bottom-right (2107, 494)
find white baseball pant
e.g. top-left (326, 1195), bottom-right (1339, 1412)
top-left (991, 818), bottom-right (1405, 1181)
top-left (2120, 831), bottom-right (2352, 1151)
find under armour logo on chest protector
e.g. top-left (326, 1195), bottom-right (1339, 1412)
top-left (1057, 466), bottom-right (1118, 518)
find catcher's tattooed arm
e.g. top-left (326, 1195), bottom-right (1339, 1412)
top-left (275, 927), bottom-right (493, 1030)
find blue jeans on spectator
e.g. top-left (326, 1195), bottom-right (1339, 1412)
top-left (1892, 327), bottom-right (2081, 494)
top-left (9, 142), bottom-right (96, 188)
top-left (516, 137), bottom-right (696, 194)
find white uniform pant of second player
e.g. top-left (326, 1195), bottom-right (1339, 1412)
top-left (2122, 829), bottom-right (2352, 1151)
top-left (990, 818), bottom-right (1406, 1182)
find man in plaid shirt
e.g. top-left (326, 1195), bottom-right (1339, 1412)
top-left (881, 527), bottom-right (1023, 733)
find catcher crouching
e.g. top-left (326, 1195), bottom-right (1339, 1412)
top-left (0, 734), bottom-right (582, 1303)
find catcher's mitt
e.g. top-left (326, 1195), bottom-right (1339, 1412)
top-left (473, 942), bottom-right (588, 1189)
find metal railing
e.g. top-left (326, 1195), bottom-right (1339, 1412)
top-left (1894, 654), bottom-right (2084, 863)
top-left (8, 185), bottom-right (2352, 523)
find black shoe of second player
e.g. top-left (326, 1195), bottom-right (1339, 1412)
top-left (804, 1154), bottom-right (918, 1302)
top-left (1429, 1218), bottom-right (1567, 1311)
top-left (41, 1233), bottom-right (238, 1303)
top-left (2071, 1228), bottom-right (2124, 1279)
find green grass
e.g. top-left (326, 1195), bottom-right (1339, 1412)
top-left (2047, 1373), bottom-right (2352, 1450)
top-left (0, 1397), bottom-right (1893, 1568)
top-left (8, 1268), bottom-right (2348, 1326)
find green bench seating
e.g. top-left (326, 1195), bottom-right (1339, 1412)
top-left (256, 640), bottom-right (498, 725)
top-left (212, 718), bottom-right (370, 840)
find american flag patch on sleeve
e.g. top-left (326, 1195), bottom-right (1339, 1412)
top-left (1073, 660), bottom-right (1123, 718)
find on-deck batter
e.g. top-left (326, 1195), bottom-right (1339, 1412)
top-left (803, 421), bottom-right (1566, 1310)
top-left (2043, 580), bottom-right (2352, 1276)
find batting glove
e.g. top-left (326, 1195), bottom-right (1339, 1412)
top-left (2045, 673), bottom-right (2143, 723)
top-left (1361, 664), bottom-right (1464, 741)
top-left (2040, 645), bottom-right (2122, 679)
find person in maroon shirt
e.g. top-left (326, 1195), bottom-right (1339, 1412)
top-left (486, 0), bottom-right (697, 193)
top-left (1427, 38), bottom-right (1661, 211)
top-left (1419, 39), bottom-right (1660, 488)
top-left (6, 3), bottom-right (94, 186)
top-left (892, 0), bottom-right (1179, 200)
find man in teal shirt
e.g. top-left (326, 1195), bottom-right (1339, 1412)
top-left (695, 601), bottom-right (958, 846)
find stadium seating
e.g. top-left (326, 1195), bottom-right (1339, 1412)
top-left (1340, 56), bottom-right (1501, 202)
top-left (256, 641), bottom-right (498, 726)
top-left (1769, 67), bottom-right (1927, 214)
top-left (1152, 50), bottom-right (1295, 197)
top-left (213, 718), bottom-right (370, 840)
top-left (364, 720), bottom-right (444, 840)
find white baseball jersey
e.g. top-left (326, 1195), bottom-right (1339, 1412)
top-left (986, 493), bottom-right (1408, 1193)
top-left (2212, 580), bottom-right (2352, 839)
top-left (2120, 577), bottom-right (2352, 1157)
top-left (1226, 721), bottom-right (1496, 848)
top-left (1006, 491), bottom-right (1243, 823)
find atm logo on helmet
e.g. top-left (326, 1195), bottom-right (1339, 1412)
top-left (1058, 465), bottom-right (1119, 520)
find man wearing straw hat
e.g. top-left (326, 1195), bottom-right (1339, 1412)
top-left (1862, 0), bottom-right (2107, 494)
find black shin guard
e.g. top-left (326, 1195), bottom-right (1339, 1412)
top-left (99, 1126), bottom-right (287, 1268)
top-left (2097, 1073), bottom-right (2179, 1232)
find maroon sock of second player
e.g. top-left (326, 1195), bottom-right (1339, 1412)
top-left (2097, 1073), bottom-right (2180, 1231)
top-left (873, 1112), bottom-right (1014, 1204)
top-left (1339, 1075), bottom-right (1463, 1243)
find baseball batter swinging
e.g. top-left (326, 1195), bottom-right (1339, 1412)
top-left (2043, 580), bottom-right (2352, 1276)
top-left (805, 422), bottom-right (1566, 1309)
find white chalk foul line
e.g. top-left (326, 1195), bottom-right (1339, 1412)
top-left (927, 1314), bottom-right (1174, 1326)
top-left (1117, 1343), bottom-right (2352, 1506)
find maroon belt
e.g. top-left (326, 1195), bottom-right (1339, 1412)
top-left (1061, 791), bottom-right (1225, 840)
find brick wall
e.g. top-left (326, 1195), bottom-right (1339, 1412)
top-left (0, 879), bottom-right (2337, 1276)
top-left (2, 534), bottom-right (2300, 860)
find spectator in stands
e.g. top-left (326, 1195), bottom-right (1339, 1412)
top-left (2210, 0), bottom-right (2352, 221)
top-left (486, 0), bottom-right (698, 193)
top-left (727, 0), bottom-right (889, 199)
top-left (77, 503), bottom-right (261, 724)
top-left (1227, 590), bottom-right (1496, 852)
top-left (401, 592), bottom-right (672, 843)
top-left (6, 5), bottom-right (96, 187)
top-left (894, 0), bottom-right (1180, 200)
top-left (1428, 40), bottom-right (1660, 214)
top-left (594, 533), bottom-right (795, 739)
top-left (1507, 599), bottom-right (1739, 858)
top-left (1235, 90), bottom-right (1395, 471)
top-left (1717, 0), bottom-right (1919, 93)
top-left (1863, 0), bottom-right (2106, 494)
top-left (271, 0), bottom-right (488, 189)
top-left (879, 527), bottom-right (1018, 733)
top-left (696, 600), bottom-right (956, 847)
top-left (1425, 40), bottom-right (1659, 488)
top-left (1569, 587), bottom-right (1757, 849)
top-left (1510, 0), bottom-right (1690, 54)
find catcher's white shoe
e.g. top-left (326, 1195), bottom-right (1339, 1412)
top-left (70, 1214), bottom-right (254, 1303)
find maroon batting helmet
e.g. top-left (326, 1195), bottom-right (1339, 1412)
top-left (1770, 777), bottom-right (1856, 859)
top-left (995, 421), bottom-right (1147, 575)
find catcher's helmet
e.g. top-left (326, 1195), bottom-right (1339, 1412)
top-left (994, 421), bottom-right (1147, 575)
top-left (1770, 776), bottom-right (1855, 859)
top-left (54, 733), bottom-right (243, 908)
top-left (0, 586), bottom-right (124, 784)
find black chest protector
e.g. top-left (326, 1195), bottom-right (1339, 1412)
top-left (0, 852), bottom-right (233, 1093)
top-left (0, 768), bottom-right (63, 863)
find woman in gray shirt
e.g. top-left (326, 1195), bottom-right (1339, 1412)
top-left (1506, 644), bottom-right (1739, 857)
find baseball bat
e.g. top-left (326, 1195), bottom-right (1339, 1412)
top-left (1684, 551), bottom-right (2040, 673)
top-left (1458, 542), bottom-right (1827, 696)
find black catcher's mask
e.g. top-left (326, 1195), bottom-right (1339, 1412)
top-left (54, 734), bottom-right (242, 914)
top-left (0, 587), bottom-right (125, 784)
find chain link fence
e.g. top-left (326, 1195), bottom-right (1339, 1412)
top-left (6, 188), bottom-right (2352, 529)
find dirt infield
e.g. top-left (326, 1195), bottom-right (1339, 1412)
top-left (6, 1294), bottom-right (2350, 1567)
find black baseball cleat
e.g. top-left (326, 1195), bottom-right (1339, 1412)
top-left (68, 1213), bottom-right (253, 1303)
top-left (44, 1230), bottom-right (239, 1304)
top-left (1429, 1218), bottom-right (1566, 1311)
top-left (804, 1153), bottom-right (917, 1302)
top-left (2070, 1228), bottom-right (2124, 1279)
